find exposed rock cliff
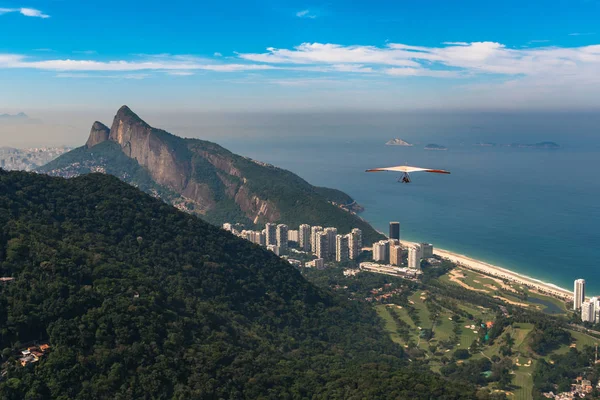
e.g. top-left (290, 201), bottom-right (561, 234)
top-left (85, 122), bottom-right (110, 148)
top-left (39, 106), bottom-right (383, 244)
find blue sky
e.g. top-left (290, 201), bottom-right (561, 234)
top-left (1, 0), bottom-right (599, 111)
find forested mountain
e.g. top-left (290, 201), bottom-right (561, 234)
top-left (38, 106), bottom-right (382, 244)
top-left (0, 170), bottom-right (475, 399)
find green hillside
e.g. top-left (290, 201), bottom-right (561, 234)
top-left (0, 170), bottom-right (472, 399)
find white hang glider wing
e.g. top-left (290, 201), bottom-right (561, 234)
top-left (365, 165), bottom-right (451, 174)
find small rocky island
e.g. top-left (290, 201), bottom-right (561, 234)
top-left (424, 143), bottom-right (448, 151)
top-left (507, 142), bottom-right (560, 149)
top-left (385, 138), bottom-right (413, 146)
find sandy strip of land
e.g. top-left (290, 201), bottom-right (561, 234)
top-left (401, 240), bottom-right (573, 300)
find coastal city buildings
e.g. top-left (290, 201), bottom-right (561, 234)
top-left (359, 262), bottom-right (421, 279)
top-left (315, 231), bottom-right (329, 260)
top-left (324, 227), bottom-right (338, 256)
top-left (335, 234), bottom-right (349, 262)
top-left (373, 240), bottom-right (389, 262)
top-left (299, 224), bottom-right (311, 251)
top-left (310, 226), bottom-right (323, 253)
top-left (225, 219), bottom-right (433, 279)
top-left (408, 246), bottom-right (421, 270)
top-left (389, 222), bottom-right (400, 241)
top-left (350, 228), bottom-right (362, 259)
top-left (420, 243), bottom-right (434, 259)
top-left (266, 223), bottom-right (277, 246)
top-left (582, 300), bottom-right (595, 323)
top-left (390, 244), bottom-right (402, 266)
top-left (276, 224), bottom-right (289, 253)
top-left (574, 279), bottom-right (586, 310)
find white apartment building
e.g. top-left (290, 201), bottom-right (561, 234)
top-left (574, 279), bottom-right (586, 310)
top-left (335, 234), bottom-right (349, 262)
top-left (408, 246), bottom-right (421, 270)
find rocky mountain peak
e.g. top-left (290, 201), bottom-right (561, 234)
top-left (85, 121), bottom-right (110, 148)
top-left (112, 105), bottom-right (149, 129)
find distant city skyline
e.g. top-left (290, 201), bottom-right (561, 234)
top-left (1, 0), bottom-right (599, 112)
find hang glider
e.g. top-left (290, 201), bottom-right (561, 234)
top-left (366, 165), bottom-right (450, 183)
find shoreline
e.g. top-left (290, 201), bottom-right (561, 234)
top-left (400, 240), bottom-right (574, 301)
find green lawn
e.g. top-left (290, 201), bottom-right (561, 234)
top-left (441, 268), bottom-right (568, 315)
top-left (375, 305), bottom-right (405, 345)
top-left (552, 330), bottom-right (600, 355)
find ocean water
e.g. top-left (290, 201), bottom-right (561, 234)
top-left (187, 111), bottom-right (600, 294)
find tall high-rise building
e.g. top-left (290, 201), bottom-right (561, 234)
top-left (582, 300), bottom-right (595, 323)
top-left (348, 231), bottom-right (360, 260)
top-left (310, 226), bottom-right (323, 254)
top-left (335, 234), bottom-right (349, 262)
top-left (324, 227), bottom-right (338, 255)
top-left (420, 243), bottom-right (434, 258)
top-left (352, 228), bottom-right (363, 249)
top-left (390, 245), bottom-right (402, 266)
top-left (373, 240), bottom-right (389, 262)
top-left (299, 224), bottom-right (311, 251)
top-left (276, 224), bottom-right (289, 253)
top-left (265, 223), bottom-right (277, 246)
top-left (222, 223), bottom-right (233, 232)
top-left (315, 231), bottom-right (329, 260)
top-left (408, 246), bottom-right (421, 270)
top-left (389, 222), bottom-right (400, 240)
top-left (574, 279), bottom-right (586, 310)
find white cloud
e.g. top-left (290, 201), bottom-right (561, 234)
top-left (569, 32), bottom-right (595, 36)
top-left (237, 41), bottom-right (600, 80)
top-left (214, 52), bottom-right (223, 57)
top-left (166, 71), bottom-right (194, 76)
top-left (296, 9), bottom-right (316, 18)
top-left (0, 7), bottom-right (49, 18)
top-left (56, 73), bottom-right (150, 79)
top-left (0, 55), bottom-right (278, 73)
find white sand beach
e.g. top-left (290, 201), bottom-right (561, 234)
top-left (400, 240), bottom-right (573, 300)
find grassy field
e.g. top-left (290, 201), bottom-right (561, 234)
top-left (375, 305), bottom-right (405, 345)
top-left (375, 290), bottom-right (596, 400)
top-left (440, 267), bottom-right (569, 315)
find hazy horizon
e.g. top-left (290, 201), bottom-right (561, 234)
top-left (1, 108), bottom-right (599, 149)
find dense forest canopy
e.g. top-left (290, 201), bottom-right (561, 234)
top-left (0, 170), bottom-right (475, 399)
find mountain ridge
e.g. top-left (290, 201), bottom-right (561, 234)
top-left (39, 106), bottom-right (383, 244)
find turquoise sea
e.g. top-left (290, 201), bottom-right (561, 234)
top-left (195, 111), bottom-right (600, 294)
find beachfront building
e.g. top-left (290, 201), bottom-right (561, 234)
top-left (582, 300), bottom-right (595, 323)
top-left (299, 224), bottom-right (311, 251)
top-left (266, 223), bottom-right (277, 246)
top-left (335, 234), bottom-right (349, 262)
top-left (373, 240), bottom-right (389, 262)
top-left (574, 279), bottom-right (586, 310)
top-left (420, 243), bottom-right (434, 258)
top-left (390, 244), bottom-right (402, 266)
top-left (408, 246), bottom-right (421, 270)
top-left (389, 222), bottom-right (400, 241)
